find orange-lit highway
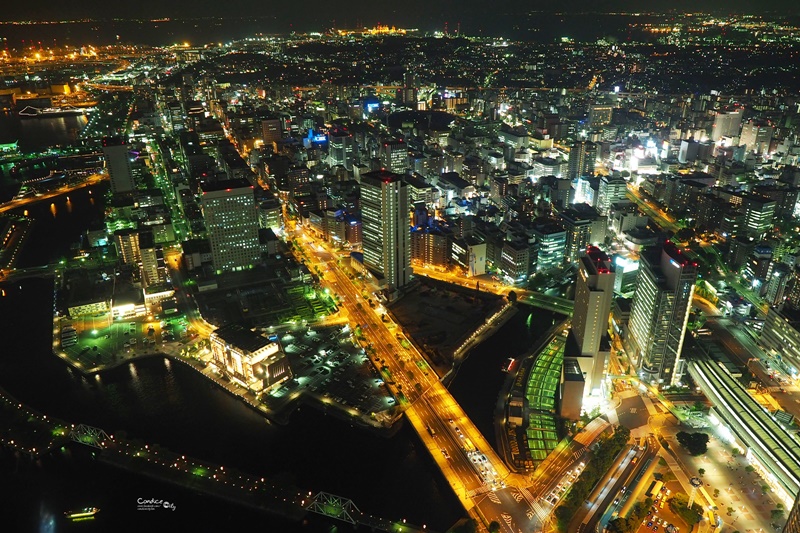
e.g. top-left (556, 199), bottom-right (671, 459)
top-left (292, 228), bottom-right (610, 532)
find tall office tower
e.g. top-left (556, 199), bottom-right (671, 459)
top-left (558, 204), bottom-right (604, 263)
top-left (261, 117), bottom-right (282, 152)
top-left (114, 228), bottom-right (141, 265)
top-left (596, 174), bottom-right (628, 216)
top-left (381, 140), bottom-right (408, 174)
top-left (200, 178), bottom-right (261, 274)
top-left (741, 193), bottom-right (776, 240)
top-left (711, 107), bottom-right (744, 141)
top-left (588, 104), bottom-right (613, 128)
top-left (567, 140), bottom-right (597, 180)
top-left (102, 136), bottom-right (135, 194)
top-left (678, 139), bottom-right (700, 163)
top-left (402, 69), bottom-right (417, 106)
top-left (739, 120), bottom-right (774, 154)
top-left (766, 263), bottom-right (791, 307)
top-left (571, 247), bottom-right (616, 396)
top-left (627, 242), bottom-right (698, 387)
top-left (532, 218), bottom-right (567, 272)
top-left (329, 130), bottom-right (355, 170)
top-left (138, 230), bottom-right (165, 287)
top-left (360, 170), bottom-right (411, 290)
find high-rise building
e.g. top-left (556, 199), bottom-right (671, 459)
top-left (596, 174), bottom-right (628, 216)
top-left (567, 140), bottom-right (597, 179)
top-left (627, 242), bottom-right (698, 386)
top-left (329, 130), bottom-right (355, 170)
top-left (678, 139), bottom-right (700, 163)
top-left (114, 228), bottom-right (140, 265)
top-left (766, 263), bottom-right (791, 307)
top-left (139, 230), bottom-right (165, 287)
top-left (261, 117), bottom-right (282, 151)
top-left (381, 140), bottom-right (408, 174)
top-left (410, 226), bottom-right (452, 268)
top-left (360, 170), bottom-right (411, 290)
top-left (532, 218), bottom-right (566, 272)
top-left (402, 69), bottom-right (417, 106)
top-left (558, 204), bottom-right (606, 263)
top-left (711, 108), bottom-right (744, 141)
top-left (570, 247), bottom-right (616, 397)
top-left (200, 178), bottom-right (261, 273)
top-left (741, 194), bottom-right (776, 240)
top-left (739, 120), bottom-right (774, 154)
top-left (102, 136), bottom-right (135, 194)
top-left (588, 104), bottom-right (613, 128)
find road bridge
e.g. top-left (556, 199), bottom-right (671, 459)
top-left (306, 492), bottom-right (429, 532)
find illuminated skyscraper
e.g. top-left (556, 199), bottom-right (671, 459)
top-left (627, 242), bottom-right (697, 386)
top-left (139, 230), bottom-right (165, 287)
top-left (711, 107), bottom-right (743, 141)
top-left (360, 170), bottom-right (411, 290)
top-left (329, 130), bottom-right (354, 170)
top-left (102, 136), bottom-right (135, 194)
top-left (596, 174), bottom-right (628, 216)
top-left (740, 120), bottom-right (774, 154)
top-left (200, 178), bottom-right (261, 273)
top-left (588, 104), bottom-right (613, 128)
top-left (113, 228), bottom-right (140, 265)
top-left (567, 140), bottom-right (597, 180)
top-left (381, 140), bottom-right (408, 174)
top-left (571, 247), bottom-right (615, 396)
top-left (741, 193), bottom-right (776, 240)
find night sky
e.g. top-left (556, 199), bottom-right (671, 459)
top-left (1, 0), bottom-right (799, 29)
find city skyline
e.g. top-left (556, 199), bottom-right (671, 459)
top-left (3, 11), bottom-right (800, 533)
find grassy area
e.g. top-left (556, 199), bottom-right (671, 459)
top-left (668, 492), bottom-right (703, 527)
top-left (607, 498), bottom-right (653, 533)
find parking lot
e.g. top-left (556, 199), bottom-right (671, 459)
top-left (265, 325), bottom-right (396, 420)
top-left (58, 313), bottom-right (191, 369)
top-left (635, 481), bottom-right (684, 533)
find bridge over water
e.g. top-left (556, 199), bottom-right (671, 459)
top-left (0, 385), bottom-right (434, 531)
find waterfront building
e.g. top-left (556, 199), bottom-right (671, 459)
top-left (210, 324), bottom-right (292, 392)
top-left (103, 136), bottom-right (135, 195)
top-left (200, 178), bottom-right (261, 274)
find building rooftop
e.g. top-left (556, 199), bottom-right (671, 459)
top-left (562, 357), bottom-right (585, 382)
top-left (201, 178), bottom-right (254, 193)
top-left (212, 323), bottom-right (273, 354)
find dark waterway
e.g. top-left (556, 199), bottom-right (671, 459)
top-left (449, 308), bottom-right (561, 447)
top-left (0, 187), bottom-right (561, 532)
top-left (0, 111), bottom-right (87, 152)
